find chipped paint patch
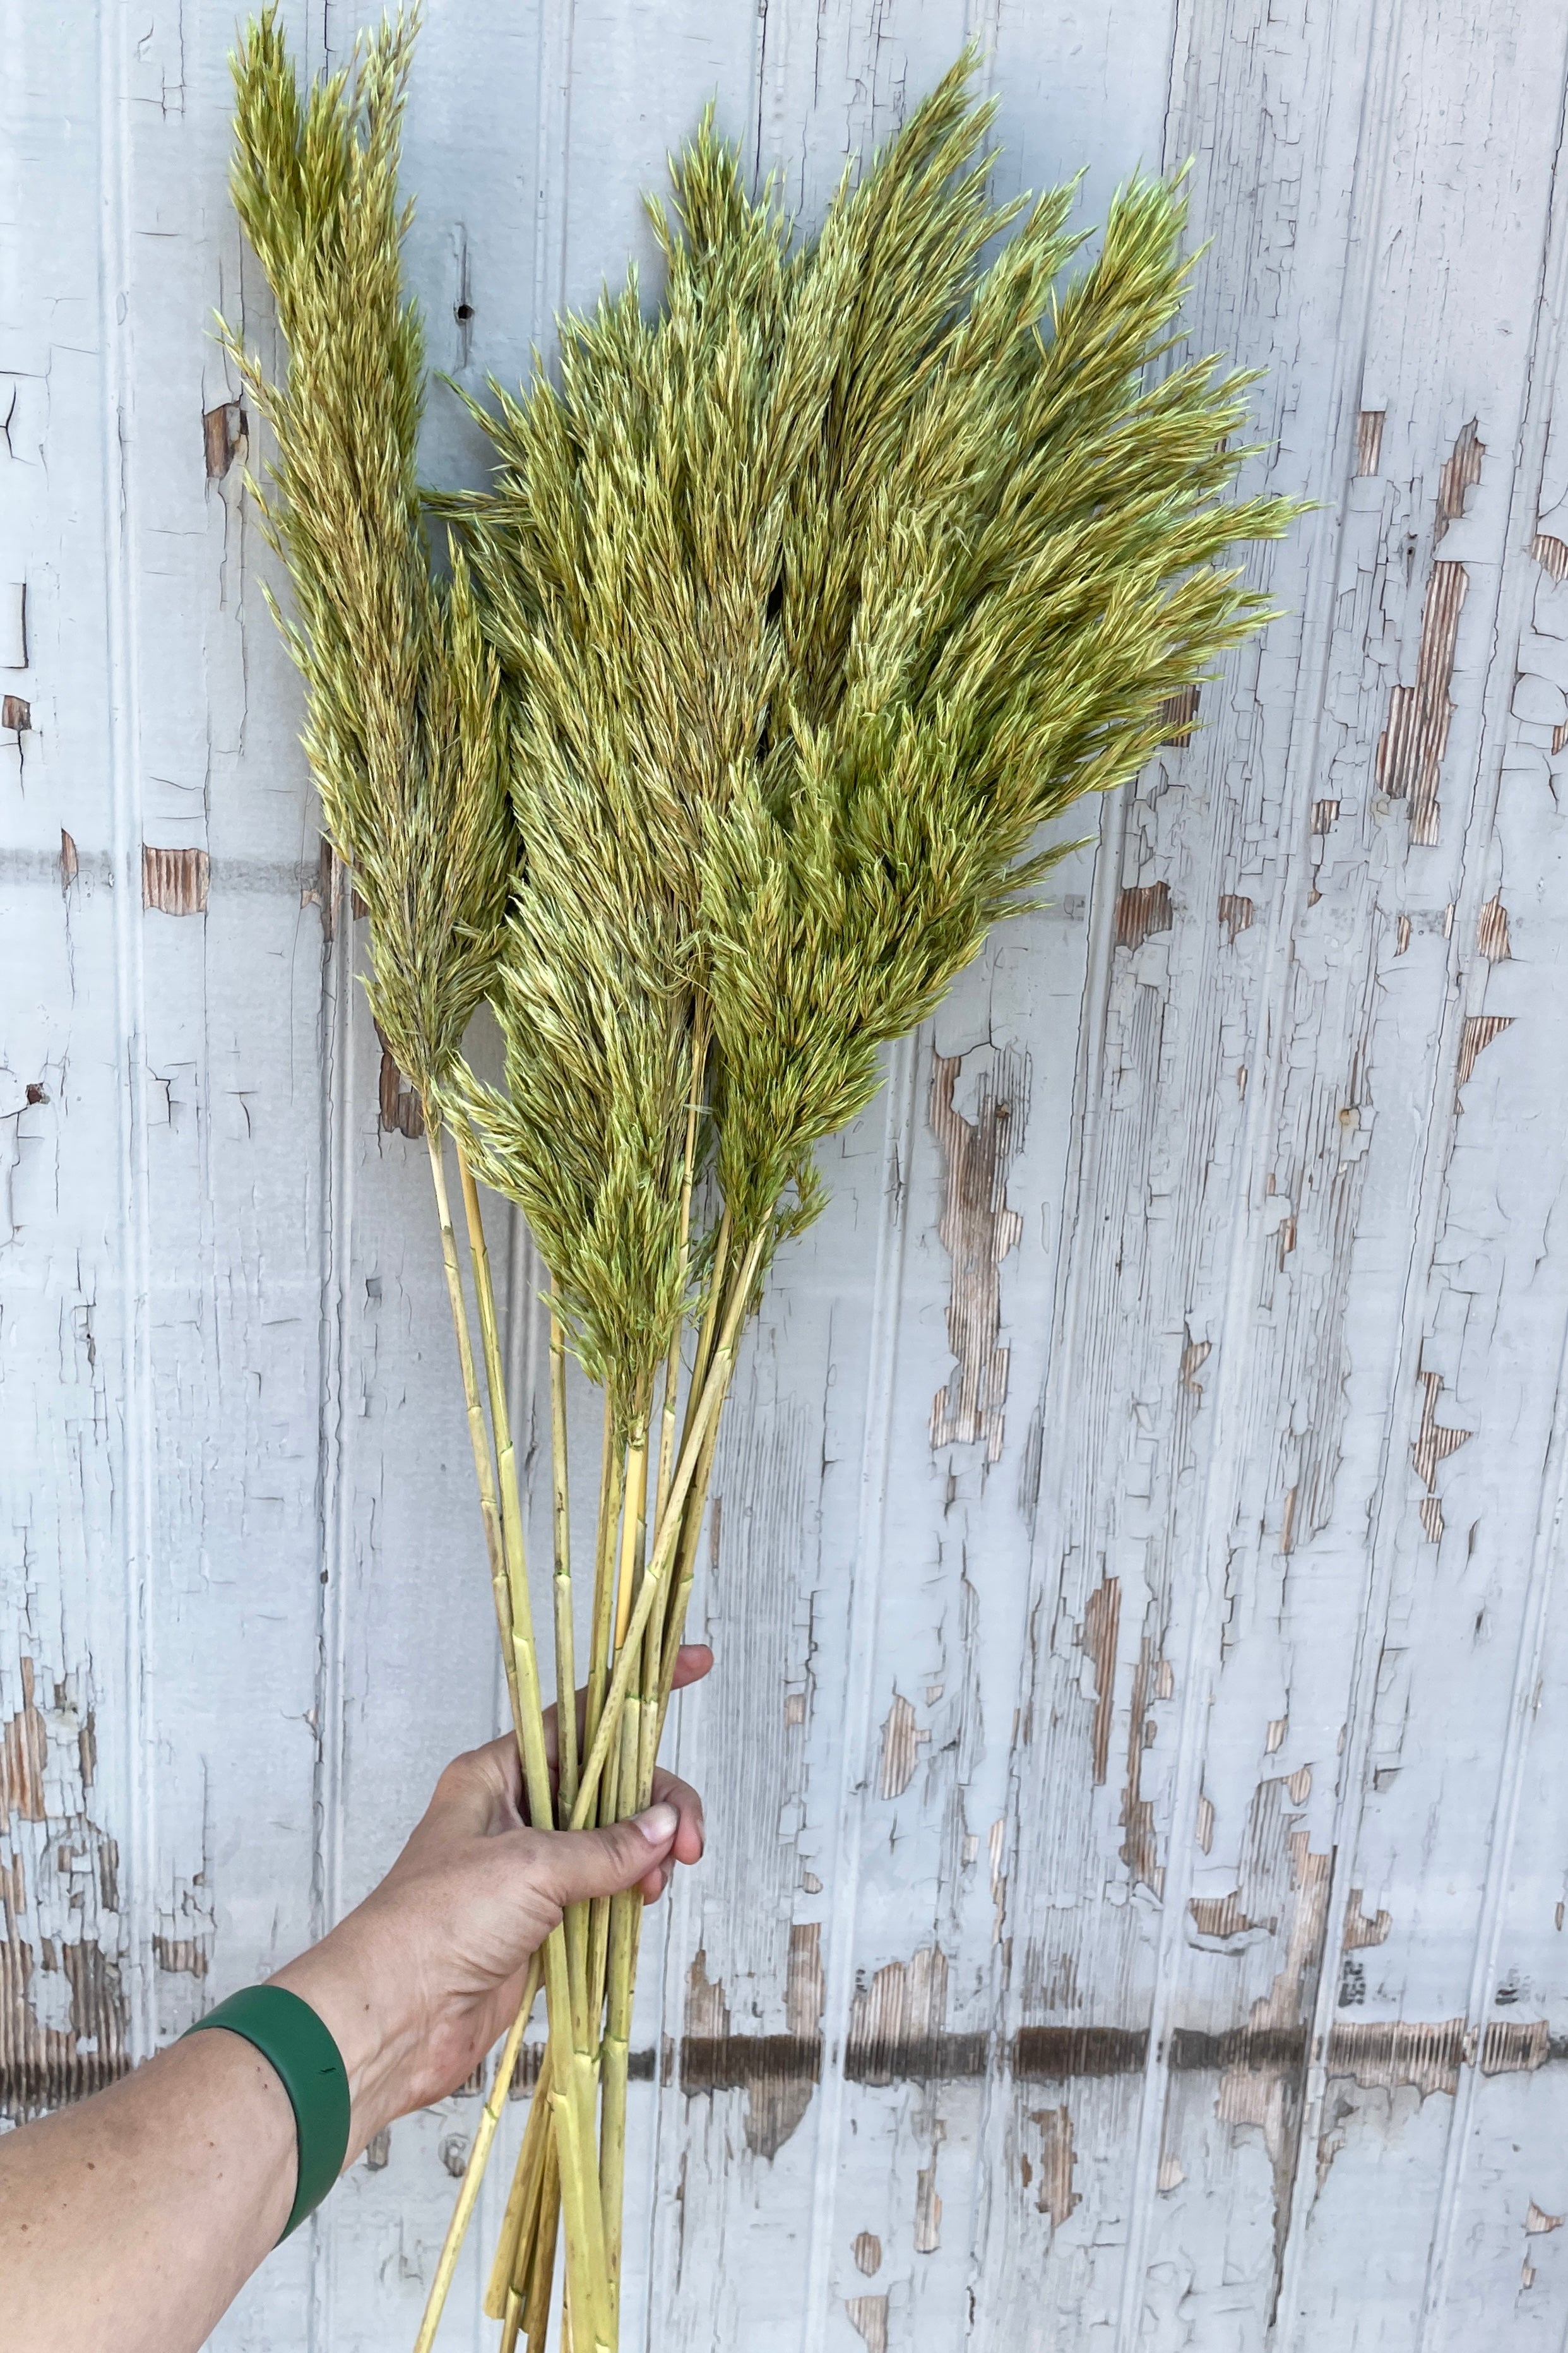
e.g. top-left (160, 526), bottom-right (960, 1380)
top-left (1377, 560), bottom-right (1467, 846)
top-left (848, 1947), bottom-right (949, 2086)
top-left (1028, 2104), bottom-right (1080, 2232)
top-left (1, 1657), bottom-right (128, 2118)
top-left (202, 400), bottom-right (247, 480)
top-left (1082, 1576), bottom-right (1120, 1786)
top-left (878, 1692), bottom-right (927, 1801)
top-left (1477, 896), bottom-right (1512, 959)
top-left (845, 2294), bottom-right (888, 2350)
top-left (141, 845), bottom-right (209, 915)
top-left (1412, 1364), bottom-right (1473, 1491)
top-left (913, 2157), bottom-right (942, 2253)
top-left (1324, 2018), bottom-right (1467, 2100)
top-left (1343, 1890), bottom-right (1392, 1950)
top-left (1433, 418), bottom-right (1485, 539)
top-left (1114, 879), bottom-right (1173, 951)
top-left (375, 1024), bottom-right (425, 1138)
top-left (1532, 531), bottom-right (1568, 581)
top-left (927, 1047), bottom-right (1028, 1462)
top-left (1158, 685), bottom-right (1201, 744)
top-left (1120, 1637), bottom-right (1165, 1894)
top-left (1456, 1010), bottom-right (1514, 1093)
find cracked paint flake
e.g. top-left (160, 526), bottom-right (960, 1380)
top-left (927, 1047), bottom-right (1028, 1462)
top-left (1532, 531), bottom-right (1568, 581)
top-left (1456, 1010), bottom-right (1514, 1093)
top-left (877, 1691), bottom-right (927, 1801)
top-left (1158, 684), bottom-right (1201, 744)
top-left (1377, 560), bottom-right (1468, 847)
top-left (845, 2294), bottom-right (888, 2352)
top-left (202, 400), bottom-right (247, 480)
top-left (1, 1657), bottom-right (128, 2118)
top-left (141, 844), bottom-right (208, 915)
top-left (1114, 879), bottom-right (1173, 950)
top-left (1411, 1364), bottom-right (1473, 1489)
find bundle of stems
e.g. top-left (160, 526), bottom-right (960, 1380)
top-left (228, 10), bottom-right (1301, 2345)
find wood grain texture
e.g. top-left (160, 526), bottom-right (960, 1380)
top-left (6, 1), bottom-right (1568, 2347)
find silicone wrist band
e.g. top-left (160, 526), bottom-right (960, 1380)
top-left (186, 1984), bottom-right (352, 2239)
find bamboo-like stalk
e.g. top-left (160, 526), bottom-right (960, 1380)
top-left (485, 2042), bottom-right (555, 2318)
top-left (655, 1406), bottom-right (726, 1736)
top-left (485, 1393), bottom-right (629, 2326)
top-left (569, 1230), bottom-right (766, 1834)
top-left (456, 1149), bottom-right (609, 2349)
top-left (520, 2139), bottom-right (561, 2349)
top-left (583, 1403), bottom-right (623, 1777)
top-left (597, 1737), bottom-right (641, 2325)
top-left (412, 1955), bottom-right (542, 2353)
top-left (552, 2054), bottom-right (612, 2350)
top-left (424, 1126), bottom-right (518, 1732)
top-left (440, 1213), bottom-right (759, 2344)
top-left (613, 1418), bottom-right (649, 1654)
top-left (549, 1304), bottom-right (578, 1818)
top-left (689, 1210), bottom-right (730, 1413)
top-left (653, 1007), bottom-right (710, 1534)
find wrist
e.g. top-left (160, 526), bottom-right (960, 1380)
top-left (271, 1924), bottom-right (423, 2159)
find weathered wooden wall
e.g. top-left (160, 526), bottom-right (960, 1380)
top-left (6, 0), bottom-right (1568, 2344)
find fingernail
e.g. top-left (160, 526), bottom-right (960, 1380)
top-left (634, 1801), bottom-right (679, 1847)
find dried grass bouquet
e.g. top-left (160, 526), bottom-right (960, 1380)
top-left (223, 11), bottom-right (1298, 2344)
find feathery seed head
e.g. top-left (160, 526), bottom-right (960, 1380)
top-left (234, 22), bottom-right (1303, 1414)
top-left (226, 7), bottom-right (513, 1110)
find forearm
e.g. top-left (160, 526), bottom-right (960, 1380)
top-left (0, 2029), bottom-right (296, 2353)
top-left (0, 1695), bottom-right (702, 2352)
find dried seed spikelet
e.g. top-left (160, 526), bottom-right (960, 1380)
top-left (696, 75), bottom-right (1304, 1250)
top-left (225, 7), bottom-right (513, 1108)
top-left (448, 55), bottom-right (1302, 1373)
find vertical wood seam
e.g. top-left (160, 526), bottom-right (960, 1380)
top-left (97, 0), bottom-right (155, 2078)
top-left (307, 847), bottom-right (354, 2345)
top-left (962, 771), bottom-right (1129, 2320)
top-left (1406, 31), bottom-right (1568, 2344)
top-left (1114, 0), bottom-right (1412, 2337)
top-left (799, 1029), bottom-right (920, 2351)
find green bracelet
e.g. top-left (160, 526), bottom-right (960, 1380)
top-left (186, 1984), bottom-right (352, 2239)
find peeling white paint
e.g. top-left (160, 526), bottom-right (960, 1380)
top-left (8, 2), bottom-right (1568, 2349)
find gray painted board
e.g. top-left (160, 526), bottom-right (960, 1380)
top-left (5, 1), bottom-right (1568, 2346)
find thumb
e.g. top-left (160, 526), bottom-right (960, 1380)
top-left (532, 1803), bottom-right (679, 1909)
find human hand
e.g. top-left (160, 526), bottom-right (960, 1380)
top-left (274, 1645), bottom-right (712, 2159)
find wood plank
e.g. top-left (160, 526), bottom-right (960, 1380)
top-left (10, 1), bottom-right (1568, 2348)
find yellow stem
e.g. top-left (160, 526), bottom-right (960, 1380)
top-left (655, 1403), bottom-right (725, 1740)
top-left (485, 2042), bottom-right (554, 2319)
top-left (584, 1398), bottom-right (622, 1771)
top-left (549, 1301), bottom-right (578, 1819)
top-left (455, 1144), bottom-right (606, 2349)
top-left (571, 1230), bottom-right (765, 1833)
top-left (654, 1002), bottom-right (709, 1533)
top-left (424, 1124), bottom-right (518, 1737)
top-left (614, 1422), bottom-right (648, 1654)
top-left (412, 1955), bottom-right (541, 2353)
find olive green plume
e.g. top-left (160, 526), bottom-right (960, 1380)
top-left (446, 55), bottom-right (1301, 1366)
top-left (224, 6), bottom-right (512, 1107)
